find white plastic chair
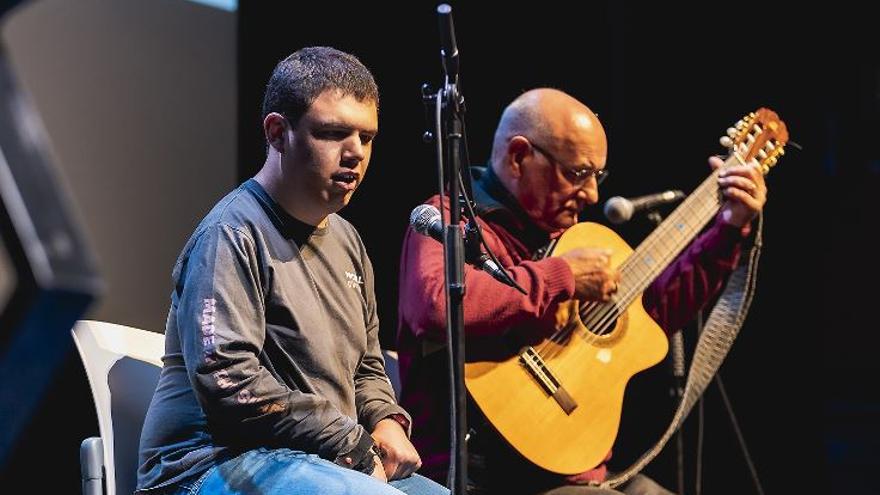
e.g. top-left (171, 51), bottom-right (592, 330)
top-left (382, 349), bottom-right (401, 401)
top-left (71, 320), bottom-right (164, 495)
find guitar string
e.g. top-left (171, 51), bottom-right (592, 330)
top-left (552, 174), bottom-right (720, 352)
top-left (534, 164), bottom-right (727, 364)
top-left (582, 176), bottom-right (721, 337)
top-left (574, 172), bottom-right (722, 351)
top-left (537, 136), bottom-right (765, 367)
top-left (536, 133), bottom-right (761, 364)
top-left (532, 174), bottom-right (718, 363)
top-left (533, 187), bottom-right (710, 359)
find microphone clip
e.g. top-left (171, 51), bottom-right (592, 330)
top-left (463, 219), bottom-right (527, 295)
top-left (646, 210), bottom-right (664, 227)
top-left (462, 219), bottom-right (482, 264)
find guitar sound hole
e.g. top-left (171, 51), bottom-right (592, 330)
top-left (577, 303), bottom-right (621, 337)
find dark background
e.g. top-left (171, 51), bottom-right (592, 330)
top-left (3, 1), bottom-right (878, 493)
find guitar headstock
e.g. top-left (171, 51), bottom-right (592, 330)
top-left (719, 108), bottom-right (789, 174)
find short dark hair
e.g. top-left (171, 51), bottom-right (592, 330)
top-left (261, 46), bottom-right (379, 126)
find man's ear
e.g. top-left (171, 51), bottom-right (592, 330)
top-left (506, 135), bottom-right (531, 179)
top-left (263, 112), bottom-right (287, 153)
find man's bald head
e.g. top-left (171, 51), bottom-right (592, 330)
top-left (488, 88), bottom-right (608, 232)
top-left (490, 88), bottom-right (605, 174)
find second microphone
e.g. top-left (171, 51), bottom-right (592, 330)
top-left (603, 190), bottom-right (685, 224)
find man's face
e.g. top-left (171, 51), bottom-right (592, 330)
top-left (516, 132), bottom-right (607, 232)
top-left (284, 89), bottom-right (378, 216)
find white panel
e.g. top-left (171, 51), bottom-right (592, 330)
top-left (2, 0), bottom-right (237, 332)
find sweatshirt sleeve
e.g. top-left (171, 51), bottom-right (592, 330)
top-left (354, 244), bottom-right (411, 434)
top-left (176, 224), bottom-right (376, 472)
top-left (398, 199), bottom-right (575, 341)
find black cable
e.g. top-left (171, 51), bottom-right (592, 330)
top-left (675, 421), bottom-right (685, 495)
top-left (454, 120), bottom-right (527, 294)
top-left (714, 374), bottom-right (766, 495)
top-left (456, 172), bottom-right (527, 294)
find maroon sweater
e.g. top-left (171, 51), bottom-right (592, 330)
top-left (396, 167), bottom-right (746, 486)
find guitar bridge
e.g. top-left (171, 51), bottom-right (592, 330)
top-left (519, 347), bottom-right (577, 414)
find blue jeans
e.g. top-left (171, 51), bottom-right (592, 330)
top-left (171, 448), bottom-right (449, 495)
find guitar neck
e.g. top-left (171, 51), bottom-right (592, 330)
top-left (616, 166), bottom-right (726, 306)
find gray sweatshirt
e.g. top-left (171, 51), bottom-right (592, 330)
top-left (137, 179), bottom-right (407, 491)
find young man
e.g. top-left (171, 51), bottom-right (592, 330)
top-left (137, 47), bottom-right (447, 495)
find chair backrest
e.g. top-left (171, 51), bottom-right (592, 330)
top-left (72, 320), bottom-right (164, 495)
top-left (382, 349), bottom-right (401, 401)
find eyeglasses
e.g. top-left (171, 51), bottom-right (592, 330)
top-left (528, 140), bottom-right (608, 186)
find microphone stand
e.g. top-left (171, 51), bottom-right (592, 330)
top-left (435, 5), bottom-right (469, 494)
top-left (693, 312), bottom-right (765, 495)
top-left (425, 8), bottom-right (527, 493)
top-left (644, 209), bottom-right (686, 495)
top-left (441, 83), bottom-right (469, 495)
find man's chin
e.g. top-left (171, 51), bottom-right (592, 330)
top-left (554, 212), bottom-right (579, 229)
top-left (327, 189), bottom-right (356, 210)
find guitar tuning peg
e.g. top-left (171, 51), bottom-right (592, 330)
top-left (719, 136), bottom-right (734, 148)
top-left (757, 149), bottom-right (768, 160)
top-left (726, 127), bottom-right (737, 137)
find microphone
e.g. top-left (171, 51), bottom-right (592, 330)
top-left (410, 204), bottom-right (514, 288)
top-left (603, 190), bottom-right (685, 224)
top-left (437, 4), bottom-right (459, 82)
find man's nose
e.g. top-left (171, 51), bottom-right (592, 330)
top-left (342, 137), bottom-right (366, 166)
top-left (575, 183), bottom-right (599, 205)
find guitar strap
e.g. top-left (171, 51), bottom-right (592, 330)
top-left (601, 213), bottom-right (764, 489)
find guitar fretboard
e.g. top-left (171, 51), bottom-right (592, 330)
top-left (615, 158), bottom-right (742, 308)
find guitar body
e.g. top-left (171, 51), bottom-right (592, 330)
top-left (464, 222), bottom-right (669, 474)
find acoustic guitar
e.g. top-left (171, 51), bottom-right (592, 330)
top-left (464, 108), bottom-right (788, 474)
